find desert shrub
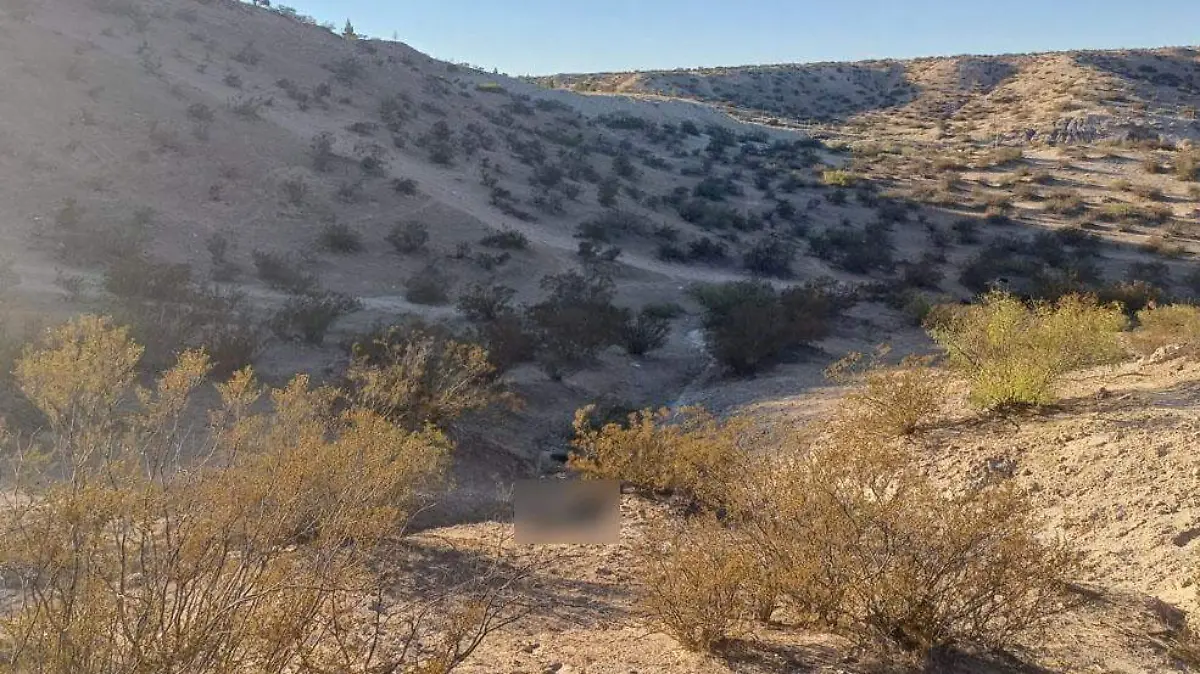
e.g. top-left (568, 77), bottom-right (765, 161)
top-left (1128, 304), bottom-right (1200, 357)
top-left (1176, 152), bottom-right (1199, 181)
top-left (691, 281), bottom-right (841, 375)
top-left (1131, 183), bottom-right (1165, 201)
top-left (318, 222), bottom-right (363, 253)
top-left (742, 238), bottom-right (795, 278)
top-left (952, 217), bottom-right (979, 244)
top-left (1096, 202), bottom-right (1173, 226)
top-left (1, 318), bottom-right (525, 674)
top-left (457, 282), bottom-right (517, 323)
top-left (1043, 189), bottom-right (1086, 215)
top-left (186, 102), bottom-right (215, 138)
top-left (741, 423), bottom-right (1080, 657)
top-left (404, 265), bottom-right (453, 305)
top-left (1127, 260), bottom-right (1172, 287)
top-left (986, 146), bottom-right (1024, 167)
top-left (576, 209), bottom-right (648, 243)
top-left (642, 302), bottom-right (686, 320)
top-left (821, 169), bottom-right (857, 187)
top-left (692, 176), bottom-right (740, 201)
top-left (808, 226), bottom-right (893, 274)
top-left (103, 255), bottom-right (192, 303)
top-left (206, 231), bottom-right (231, 268)
top-left (577, 241), bottom-right (622, 263)
top-left (335, 180), bottom-right (363, 203)
top-left (310, 131), bottom-right (336, 172)
top-left (392, 177), bottom-right (420, 195)
top-left (589, 401), bottom-right (1079, 657)
top-left (928, 292), bottom-right (1127, 409)
top-left (526, 271), bottom-right (625, 379)
top-left (638, 518), bottom-right (757, 652)
top-left (479, 229), bottom-right (529, 250)
top-left (281, 175), bottom-right (308, 204)
top-left (386, 220), bottom-right (429, 254)
top-left (475, 315), bottom-right (536, 373)
top-left (251, 249), bottom-right (316, 294)
top-left (202, 319), bottom-right (263, 379)
top-left (270, 291), bottom-right (362, 345)
top-left (359, 152), bottom-right (386, 177)
top-left (347, 120), bottom-right (377, 136)
top-left (620, 308), bottom-right (671, 356)
top-left (1096, 280), bottom-right (1165, 315)
top-left (101, 258), bottom-right (261, 372)
top-left (825, 346), bottom-right (945, 436)
top-left (569, 406), bottom-right (748, 509)
top-left (456, 283), bottom-right (536, 372)
top-left (227, 95), bottom-right (267, 119)
top-left (687, 237), bottom-right (728, 263)
top-left (328, 56), bottom-right (364, 85)
top-left (1186, 267), bottom-right (1200, 299)
top-left (898, 253), bottom-right (945, 290)
top-left (347, 323), bottom-right (509, 430)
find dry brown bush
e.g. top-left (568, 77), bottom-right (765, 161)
top-left (347, 323), bottom-right (514, 430)
top-left (569, 406), bottom-right (750, 510)
top-left (0, 315), bottom-right (528, 674)
top-left (1129, 304), bottom-right (1200, 358)
top-left (638, 517), bottom-right (758, 652)
top-left (737, 420), bottom-right (1081, 658)
top-left (824, 345), bottom-right (945, 436)
top-left (621, 402), bottom-right (1082, 660)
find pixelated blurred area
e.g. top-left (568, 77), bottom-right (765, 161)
top-left (514, 479), bottom-right (620, 545)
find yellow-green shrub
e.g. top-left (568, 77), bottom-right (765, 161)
top-left (928, 292), bottom-right (1127, 409)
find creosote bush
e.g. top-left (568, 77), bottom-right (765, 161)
top-left (0, 315), bottom-right (527, 674)
top-left (825, 345), bottom-right (945, 436)
top-left (620, 308), bottom-right (671, 356)
top-left (347, 322), bottom-right (511, 430)
top-left (569, 406), bottom-right (749, 510)
top-left (387, 220), bottom-right (429, 254)
top-left (318, 221), bottom-right (363, 253)
top-left (691, 280), bottom-right (843, 375)
top-left (526, 271), bottom-right (626, 379)
top-left (578, 399), bottom-right (1081, 659)
top-left (638, 517), bottom-right (758, 652)
top-left (405, 265), bottom-right (453, 305)
top-left (740, 421), bottom-right (1080, 656)
top-left (270, 290), bottom-right (362, 345)
top-left (927, 292), bottom-right (1127, 409)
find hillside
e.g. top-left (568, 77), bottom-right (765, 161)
top-left (535, 47), bottom-right (1200, 144)
top-left (2, 1), bottom-right (1200, 672)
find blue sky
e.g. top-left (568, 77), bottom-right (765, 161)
top-left (282, 1), bottom-right (1200, 76)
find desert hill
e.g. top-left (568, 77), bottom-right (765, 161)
top-left (535, 47), bottom-right (1200, 144)
top-left (1, 1), bottom-right (1200, 672)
